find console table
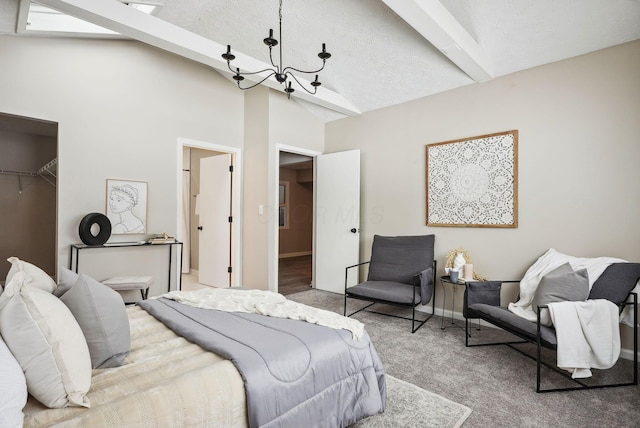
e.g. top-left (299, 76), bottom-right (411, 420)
top-left (69, 241), bottom-right (183, 293)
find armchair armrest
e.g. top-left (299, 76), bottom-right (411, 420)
top-left (345, 261), bottom-right (370, 292)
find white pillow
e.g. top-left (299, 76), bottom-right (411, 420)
top-left (6, 257), bottom-right (56, 293)
top-left (0, 271), bottom-right (91, 409)
top-left (0, 334), bottom-right (27, 428)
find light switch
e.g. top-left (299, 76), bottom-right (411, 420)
top-left (259, 204), bottom-right (264, 215)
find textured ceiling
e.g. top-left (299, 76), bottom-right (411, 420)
top-left (2, 0), bottom-right (640, 121)
top-left (150, 0), bottom-right (640, 117)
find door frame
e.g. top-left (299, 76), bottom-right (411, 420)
top-left (177, 137), bottom-right (242, 287)
top-left (271, 144), bottom-right (321, 292)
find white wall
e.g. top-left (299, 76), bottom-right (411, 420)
top-left (0, 36), bottom-right (244, 295)
top-left (326, 40), bottom-right (640, 350)
top-left (0, 35), bottom-right (327, 295)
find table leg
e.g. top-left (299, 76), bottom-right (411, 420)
top-left (440, 279), bottom-right (446, 330)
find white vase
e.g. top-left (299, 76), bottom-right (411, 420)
top-left (453, 253), bottom-right (466, 270)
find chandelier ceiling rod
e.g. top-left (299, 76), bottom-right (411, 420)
top-left (221, 0), bottom-right (331, 98)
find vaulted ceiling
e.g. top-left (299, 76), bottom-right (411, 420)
top-left (2, 0), bottom-right (640, 121)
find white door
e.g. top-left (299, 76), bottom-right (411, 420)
top-left (199, 154), bottom-right (232, 287)
top-left (314, 150), bottom-right (360, 294)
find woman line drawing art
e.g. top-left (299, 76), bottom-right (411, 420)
top-left (107, 182), bottom-right (146, 234)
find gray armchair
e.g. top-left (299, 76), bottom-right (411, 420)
top-left (463, 263), bottom-right (640, 392)
top-left (344, 234), bottom-right (436, 333)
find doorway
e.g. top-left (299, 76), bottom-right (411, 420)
top-left (277, 151), bottom-right (313, 295)
top-left (177, 138), bottom-right (241, 290)
top-left (0, 112), bottom-right (57, 281)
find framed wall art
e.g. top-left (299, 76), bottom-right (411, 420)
top-left (426, 130), bottom-right (518, 228)
top-left (106, 179), bottom-right (148, 234)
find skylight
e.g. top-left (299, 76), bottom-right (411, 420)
top-left (24, 1), bottom-right (160, 36)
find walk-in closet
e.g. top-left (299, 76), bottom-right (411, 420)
top-left (0, 112), bottom-right (57, 280)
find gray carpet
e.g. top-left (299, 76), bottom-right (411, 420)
top-left (287, 290), bottom-right (640, 427)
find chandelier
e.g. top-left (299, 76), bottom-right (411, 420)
top-left (221, 0), bottom-right (331, 98)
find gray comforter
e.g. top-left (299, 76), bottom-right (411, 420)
top-left (138, 298), bottom-right (386, 428)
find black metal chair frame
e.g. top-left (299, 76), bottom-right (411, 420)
top-left (465, 286), bottom-right (638, 393)
top-left (344, 260), bottom-right (436, 333)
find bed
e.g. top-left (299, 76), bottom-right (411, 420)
top-left (1, 260), bottom-right (386, 428)
top-left (23, 305), bottom-right (249, 427)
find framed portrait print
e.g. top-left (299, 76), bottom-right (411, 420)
top-left (106, 179), bottom-right (148, 234)
top-left (426, 130), bottom-right (518, 228)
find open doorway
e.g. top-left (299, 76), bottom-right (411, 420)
top-left (278, 151), bottom-right (313, 295)
top-left (178, 138), bottom-right (241, 291)
top-left (0, 112), bottom-right (57, 281)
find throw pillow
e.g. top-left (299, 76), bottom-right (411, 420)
top-left (0, 271), bottom-right (91, 409)
top-left (59, 273), bottom-right (131, 368)
top-left (0, 335), bottom-right (27, 428)
top-left (54, 267), bottom-right (80, 298)
top-left (532, 263), bottom-right (589, 326)
top-left (6, 257), bottom-right (56, 293)
top-left (588, 262), bottom-right (640, 305)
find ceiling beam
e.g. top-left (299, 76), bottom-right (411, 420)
top-left (382, 0), bottom-right (493, 82)
top-left (36, 0), bottom-right (361, 116)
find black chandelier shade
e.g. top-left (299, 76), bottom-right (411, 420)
top-left (221, 0), bottom-right (331, 98)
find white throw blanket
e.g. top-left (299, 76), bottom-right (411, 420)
top-left (156, 288), bottom-right (365, 340)
top-left (548, 300), bottom-right (620, 378)
top-left (508, 249), bottom-right (626, 322)
top-left (507, 249), bottom-right (634, 377)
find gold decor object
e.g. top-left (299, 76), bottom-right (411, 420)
top-left (444, 248), bottom-right (487, 281)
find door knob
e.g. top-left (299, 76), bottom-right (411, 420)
top-left (350, 228), bottom-right (358, 234)
top-left (197, 226), bottom-right (203, 231)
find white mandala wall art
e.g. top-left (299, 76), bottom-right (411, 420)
top-left (426, 130), bottom-right (518, 228)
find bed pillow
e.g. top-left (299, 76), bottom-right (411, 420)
top-left (54, 267), bottom-right (80, 298)
top-left (59, 273), bottom-right (131, 368)
top-left (6, 257), bottom-right (56, 293)
top-left (532, 263), bottom-right (589, 326)
top-left (0, 271), bottom-right (91, 409)
top-left (0, 334), bottom-right (27, 428)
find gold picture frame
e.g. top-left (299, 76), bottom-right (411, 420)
top-left (426, 130), bottom-right (518, 228)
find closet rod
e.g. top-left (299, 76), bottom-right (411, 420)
top-left (0, 169), bottom-right (38, 177)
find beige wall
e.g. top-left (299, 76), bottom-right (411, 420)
top-left (326, 40), bottom-right (640, 350)
top-left (242, 87), bottom-right (271, 289)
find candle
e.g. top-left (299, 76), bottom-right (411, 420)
top-left (463, 264), bottom-right (474, 280)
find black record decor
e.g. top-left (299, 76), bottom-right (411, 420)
top-left (78, 213), bottom-right (112, 245)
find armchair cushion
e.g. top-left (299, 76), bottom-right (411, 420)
top-left (367, 235), bottom-right (434, 285)
top-left (347, 281), bottom-right (422, 305)
top-left (467, 303), bottom-right (558, 349)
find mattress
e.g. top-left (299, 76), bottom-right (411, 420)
top-left (23, 306), bottom-right (248, 427)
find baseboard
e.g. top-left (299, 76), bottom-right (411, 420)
top-left (279, 251), bottom-right (312, 259)
top-left (417, 306), bottom-right (638, 362)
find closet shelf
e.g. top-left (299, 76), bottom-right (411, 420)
top-left (0, 157), bottom-right (57, 189)
top-left (38, 158), bottom-right (57, 187)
